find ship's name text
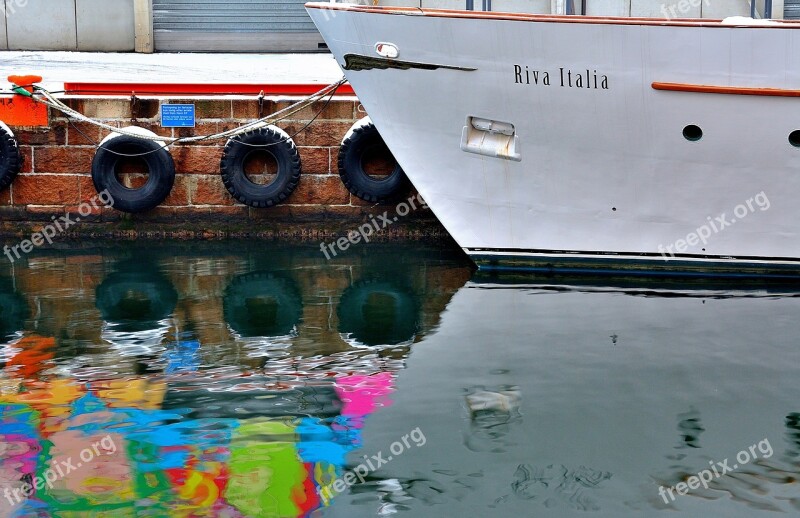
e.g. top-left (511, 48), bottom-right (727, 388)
top-left (513, 65), bottom-right (609, 90)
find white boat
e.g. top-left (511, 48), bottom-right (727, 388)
top-left (307, 0), bottom-right (800, 276)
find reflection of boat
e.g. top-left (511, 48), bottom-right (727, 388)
top-left (349, 277), bottom-right (800, 515)
top-left (307, 2), bottom-right (800, 276)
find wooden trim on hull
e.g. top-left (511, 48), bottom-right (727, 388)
top-left (653, 82), bottom-right (800, 97)
top-left (305, 3), bottom-right (800, 29)
top-left (467, 249), bottom-right (800, 278)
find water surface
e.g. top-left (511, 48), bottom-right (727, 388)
top-left (1, 242), bottom-right (799, 517)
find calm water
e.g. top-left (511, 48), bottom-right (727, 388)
top-left (1, 242), bottom-right (800, 517)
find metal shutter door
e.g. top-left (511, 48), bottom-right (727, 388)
top-left (153, 0), bottom-right (325, 52)
top-left (786, 0), bottom-right (800, 19)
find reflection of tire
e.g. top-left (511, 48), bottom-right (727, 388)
top-left (337, 280), bottom-right (419, 346)
top-left (95, 270), bottom-right (178, 333)
top-left (92, 133), bottom-right (175, 213)
top-left (223, 272), bottom-right (302, 338)
top-left (338, 120), bottom-right (411, 203)
top-left (0, 122), bottom-right (21, 191)
top-left (220, 126), bottom-right (301, 208)
top-left (0, 278), bottom-right (28, 344)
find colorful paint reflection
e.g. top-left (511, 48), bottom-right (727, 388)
top-left (0, 367), bottom-right (397, 516)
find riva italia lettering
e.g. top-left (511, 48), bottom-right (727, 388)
top-left (513, 65), bottom-right (609, 90)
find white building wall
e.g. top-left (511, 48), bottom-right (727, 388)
top-left (4, 0), bottom-right (134, 51)
top-left (1, 6), bottom-right (7, 50)
top-left (77, 0), bottom-right (135, 51)
top-left (6, 0), bottom-right (77, 50)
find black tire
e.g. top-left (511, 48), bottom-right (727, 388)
top-left (337, 279), bottom-right (419, 346)
top-left (338, 122), bottom-right (411, 203)
top-left (0, 124), bottom-right (21, 191)
top-left (91, 135), bottom-right (175, 214)
top-left (223, 272), bottom-right (303, 338)
top-left (220, 127), bottom-right (301, 208)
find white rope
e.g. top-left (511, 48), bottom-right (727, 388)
top-left (30, 78), bottom-right (348, 145)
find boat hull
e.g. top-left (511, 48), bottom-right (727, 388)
top-left (307, 4), bottom-right (800, 275)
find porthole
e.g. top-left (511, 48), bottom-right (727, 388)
top-left (789, 130), bottom-right (800, 148)
top-left (683, 125), bottom-right (703, 142)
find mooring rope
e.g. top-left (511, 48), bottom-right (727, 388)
top-left (16, 78), bottom-right (348, 146)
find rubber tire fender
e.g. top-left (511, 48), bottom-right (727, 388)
top-left (337, 120), bottom-right (411, 204)
top-left (0, 122), bottom-right (21, 191)
top-left (91, 133), bottom-right (175, 213)
top-left (220, 126), bottom-right (302, 208)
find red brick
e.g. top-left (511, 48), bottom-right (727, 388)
top-left (175, 122), bottom-right (220, 144)
top-left (132, 207), bottom-right (178, 221)
top-left (81, 100), bottom-right (131, 119)
top-left (125, 121), bottom-right (173, 139)
top-left (195, 100), bottom-right (231, 119)
top-left (19, 146), bottom-right (33, 173)
top-left (278, 100), bottom-right (356, 121)
top-left (162, 175), bottom-right (192, 207)
top-left (0, 185), bottom-right (11, 206)
top-left (34, 147), bottom-right (95, 174)
top-left (77, 176), bottom-right (100, 204)
top-left (132, 99), bottom-right (160, 120)
top-left (285, 121), bottom-right (352, 147)
top-left (175, 205), bottom-right (249, 221)
top-left (13, 174), bottom-right (83, 205)
top-left (14, 123), bottom-right (67, 146)
top-left (66, 203), bottom-right (102, 217)
top-left (192, 175), bottom-right (235, 206)
top-left (232, 99), bottom-right (276, 120)
top-left (67, 121), bottom-right (102, 145)
top-left (172, 146), bottom-right (222, 175)
top-left (298, 147), bottom-right (330, 174)
top-left (292, 176), bottom-right (349, 205)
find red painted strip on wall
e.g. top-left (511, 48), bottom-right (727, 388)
top-left (63, 83), bottom-right (355, 96)
top-left (653, 82), bottom-right (800, 97)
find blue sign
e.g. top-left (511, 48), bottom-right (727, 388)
top-left (161, 104), bottom-right (196, 128)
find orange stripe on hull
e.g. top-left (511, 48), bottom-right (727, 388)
top-left (652, 82), bottom-right (800, 97)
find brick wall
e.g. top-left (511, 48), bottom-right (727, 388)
top-left (1, 96), bottom-right (443, 239)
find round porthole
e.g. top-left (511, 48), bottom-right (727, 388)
top-left (683, 125), bottom-right (703, 142)
top-left (789, 130), bottom-right (800, 148)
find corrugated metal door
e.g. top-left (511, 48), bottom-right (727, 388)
top-left (786, 0), bottom-right (800, 19)
top-left (153, 0), bottom-right (325, 52)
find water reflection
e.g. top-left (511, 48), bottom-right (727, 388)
top-left (7, 246), bottom-right (800, 516)
top-left (0, 242), bottom-right (470, 517)
top-left (324, 275), bottom-right (800, 517)
top-left (0, 277), bottom-right (27, 349)
top-left (337, 280), bottom-right (420, 348)
top-left (96, 259), bottom-right (178, 357)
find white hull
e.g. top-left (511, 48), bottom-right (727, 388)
top-left (308, 4), bottom-right (800, 275)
